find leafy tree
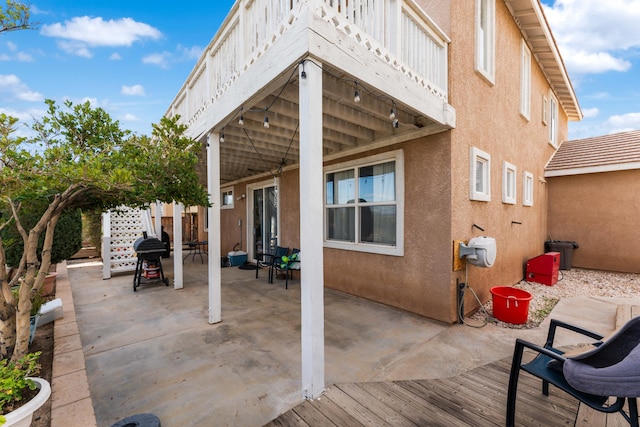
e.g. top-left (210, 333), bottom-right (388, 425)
top-left (0, 0), bottom-right (37, 34)
top-left (0, 100), bottom-right (209, 361)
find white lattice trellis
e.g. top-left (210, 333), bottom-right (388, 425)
top-left (102, 207), bottom-right (155, 279)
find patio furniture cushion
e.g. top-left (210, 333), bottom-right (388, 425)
top-left (563, 316), bottom-right (640, 397)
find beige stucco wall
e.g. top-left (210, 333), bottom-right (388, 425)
top-left (446, 0), bottom-right (567, 320)
top-left (547, 170), bottom-right (640, 273)
top-left (217, 0), bottom-right (573, 324)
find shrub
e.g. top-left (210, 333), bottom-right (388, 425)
top-left (2, 205), bottom-right (82, 267)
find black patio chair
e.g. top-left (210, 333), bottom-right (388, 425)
top-left (272, 248), bottom-right (300, 289)
top-left (255, 246), bottom-right (288, 280)
top-left (506, 317), bottom-right (640, 426)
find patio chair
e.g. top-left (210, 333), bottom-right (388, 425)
top-left (506, 317), bottom-right (640, 426)
top-left (272, 248), bottom-right (300, 289)
top-left (254, 246), bottom-right (289, 281)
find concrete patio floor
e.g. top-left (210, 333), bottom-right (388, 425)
top-left (64, 256), bottom-right (625, 427)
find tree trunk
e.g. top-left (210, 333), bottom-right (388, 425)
top-left (0, 305), bottom-right (16, 359)
top-left (10, 205), bottom-right (61, 361)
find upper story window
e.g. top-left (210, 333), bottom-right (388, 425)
top-left (523, 171), bottom-right (534, 206)
top-left (502, 161), bottom-right (516, 205)
top-left (470, 147), bottom-right (491, 202)
top-left (221, 188), bottom-right (234, 209)
top-left (520, 40), bottom-right (531, 120)
top-left (548, 92), bottom-right (559, 147)
top-left (324, 150), bottom-right (404, 256)
top-left (475, 0), bottom-right (495, 83)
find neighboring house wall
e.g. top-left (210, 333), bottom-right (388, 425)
top-left (547, 170), bottom-right (640, 273)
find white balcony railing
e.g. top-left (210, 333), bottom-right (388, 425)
top-left (168, 0), bottom-right (449, 128)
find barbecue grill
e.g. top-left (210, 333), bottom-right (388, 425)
top-left (133, 236), bottom-right (169, 291)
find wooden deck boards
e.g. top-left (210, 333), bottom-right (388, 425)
top-left (265, 353), bottom-right (581, 427)
top-left (266, 351), bottom-right (639, 426)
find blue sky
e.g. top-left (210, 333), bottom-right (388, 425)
top-left (1, 0), bottom-right (639, 141)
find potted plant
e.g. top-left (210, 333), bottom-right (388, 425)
top-left (0, 352), bottom-right (51, 427)
top-left (42, 273), bottom-right (57, 298)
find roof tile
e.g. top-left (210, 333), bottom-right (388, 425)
top-left (546, 130), bottom-right (640, 175)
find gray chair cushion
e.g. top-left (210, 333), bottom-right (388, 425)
top-left (563, 316), bottom-right (640, 397)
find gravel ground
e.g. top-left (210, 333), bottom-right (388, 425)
top-left (470, 268), bottom-right (640, 329)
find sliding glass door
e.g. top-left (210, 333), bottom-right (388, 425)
top-left (248, 181), bottom-right (279, 259)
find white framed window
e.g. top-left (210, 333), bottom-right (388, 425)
top-left (520, 40), bottom-right (531, 120)
top-left (548, 92), bottom-right (559, 147)
top-left (221, 187), bottom-right (234, 209)
top-left (470, 147), bottom-right (491, 202)
top-left (523, 171), bottom-right (534, 206)
top-left (502, 161), bottom-right (516, 204)
top-left (475, 0), bottom-right (495, 83)
top-left (324, 150), bottom-right (404, 256)
top-left (542, 95), bottom-right (548, 125)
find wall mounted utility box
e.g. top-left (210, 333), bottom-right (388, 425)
top-left (526, 252), bottom-right (560, 286)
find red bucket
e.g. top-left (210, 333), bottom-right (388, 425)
top-left (490, 286), bottom-right (533, 324)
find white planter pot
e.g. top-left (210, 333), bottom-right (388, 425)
top-left (2, 377), bottom-right (51, 427)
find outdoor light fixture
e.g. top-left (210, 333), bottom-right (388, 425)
top-left (219, 130), bottom-right (225, 143)
top-left (393, 118), bottom-right (399, 128)
top-left (354, 82), bottom-right (361, 103)
top-left (238, 107), bottom-right (244, 126)
top-left (389, 108), bottom-right (396, 121)
top-left (300, 61), bottom-right (307, 79)
top-left (263, 111), bottom-right (270, 128)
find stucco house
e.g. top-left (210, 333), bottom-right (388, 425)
top-left (163, 0), bottom-right (581, 397)
top-left (546, 130), bottom-right (640, 274)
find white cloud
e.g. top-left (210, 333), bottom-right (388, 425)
top-left (560, 48), bottom-right (631, 75)
top-left (121, 84), bottom-right (145, 96)
top-left (110, 52), bottom-right (122, 60)
top-left (142, 51), bottom-right (171, 68)
top-left (581, 107), bottom-right (600, 118)
top-left (0, 74), bottom-right (43, 103)
top-left (121, 113), bottom-right (139, 122)
top-left (177, 44), bottom-right (203, 61)
top-left (543, 0), bottom-right (640, 75)
top-left (16, 51), bottom-right (34, 62)
top-left (605, 112), bottom-right (640, 129)
top-left (41, 16), bottom-right (162, 57)
top-left (42, 16), bottom-right (161, 46)
top-left (57, 40), bottom-right (93, 58)
top-left (2, 42), bottom-right (34, 62)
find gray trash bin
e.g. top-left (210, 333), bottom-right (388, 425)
top-left (545, 240), bottom-right (579, 270)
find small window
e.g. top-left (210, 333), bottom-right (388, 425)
top-left (520, 40), bottom-right (531, 120)
top-left (548, 92), bottom-right (559, 147)
top-left (502, 161), bottom-right (516, 204)
top-left (523, 171), bottom-right (534, 206)
top-left (221, 188), bottom-right (234, 209)
top-left (475, 0), bottom-right (495, 83)
top-left (470, 147), bottom-right (491, 202)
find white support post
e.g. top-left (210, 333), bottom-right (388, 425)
top-left (154, 201), bottom-right (163, 238)
top-left (173, 202), bottom-right (184, 289)
top-left (101, 212), bottom-right (111, 280)
top-left (298, 59), bottom-right (325, 399)
top-left (207, 132), bottom-right (222, 324)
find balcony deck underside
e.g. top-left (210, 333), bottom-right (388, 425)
top-left (188, 13), bottom-right (455, 184)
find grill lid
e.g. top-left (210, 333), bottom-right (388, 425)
top-left (133, 237), bottom-right (166, 253)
